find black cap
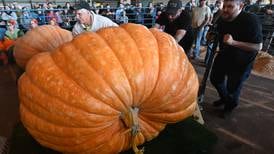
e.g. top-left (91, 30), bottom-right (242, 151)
top-left (166, 0), bottom-right (183, 15)
top-left (74, 0), bottom-right (90, 10)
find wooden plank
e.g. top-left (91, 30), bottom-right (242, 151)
top-left (193, 102), bottom-right (205, 125)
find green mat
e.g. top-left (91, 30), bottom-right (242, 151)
top-left (9, 118), bottom-right (217, 154)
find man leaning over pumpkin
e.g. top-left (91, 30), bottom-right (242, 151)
top-left (72, 0), bottom-right (118, 36)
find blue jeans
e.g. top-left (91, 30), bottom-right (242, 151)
top-left (210, 55), bottom-right (253, 107)
top-left (193, 27), bottom-right (204, 58)
top-left (201, 26), bottom-right (210, 45)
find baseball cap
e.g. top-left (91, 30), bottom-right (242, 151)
top-left (166, 0), bottom-right (183, 15)
top-left (74, 0), bottom-right (90, 10)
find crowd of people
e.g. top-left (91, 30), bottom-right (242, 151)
top-left (0, 0), bottom-right (273, 118)
top-left (154, 0), bottom-right (271, 118)
top-left (0, 1), bottom-right (164, 64)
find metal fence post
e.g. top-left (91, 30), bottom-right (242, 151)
top-left (2, 0), bottom-right (6, 7)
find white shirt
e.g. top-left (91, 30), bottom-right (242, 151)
top-left (72, 11), bottom-right (118, 36)
top-left (191, 6), bottom-right (211, 28)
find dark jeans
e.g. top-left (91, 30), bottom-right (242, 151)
top-left (204, 43), bottom-right (213, 65)
top-left (210, 55), bottom-right (253, 108)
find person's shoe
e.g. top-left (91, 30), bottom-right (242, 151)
top-left (218, 103), bottom-right (237, 119)
top-left (213, 99), bottom-right (225, 107)
top-left (219, 109), bottom-right (233, 119)
top-left (224, 103), bottom-right (237, 111)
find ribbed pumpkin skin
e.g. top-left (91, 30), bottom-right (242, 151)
top-left (14, 25), bottom-right (73, 68)
top-left (18, 23), bottom-right (199, 154)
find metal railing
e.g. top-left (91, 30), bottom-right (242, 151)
top-left (0, 6), bottom-right (273, 55)
top-left (0, 7), bottom-right (157, 29)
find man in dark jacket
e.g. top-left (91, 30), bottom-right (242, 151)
top-left (154, 0), bottom-right (194, 55)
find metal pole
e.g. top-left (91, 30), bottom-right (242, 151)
top-left (30, 0), bottom-right (33, 9)
top-left (198, 26), bottom-right (219, 109)
top-left (2, 0), bottom-right (6, 7)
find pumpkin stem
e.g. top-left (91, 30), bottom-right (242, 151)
top-left (121, 107), bottom-right (144, 154)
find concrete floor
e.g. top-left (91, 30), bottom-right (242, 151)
top-left (194, 63), bottom-right (274, 154)
top-left (0, 63), bottom-right (274, 154)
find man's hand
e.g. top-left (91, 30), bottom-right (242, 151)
top-left (206, 31), bottom-right (215, 43)
top-left (223, 33), bottom-right (262, 52)
top-left (266, 9), bottom-right (273, 15)
top-left (223, 34), bottom-right (234, 46)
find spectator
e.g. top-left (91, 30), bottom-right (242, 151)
top-left (0, 20), bottom-right (8, 65)
top-left (185, 0), bottom-right (197, 13)
top-left (104, 4), bottom-right (114, 19)
top-left (49, 18), bottom-right (58, 26)
top-left (125, 4), bottom-right (135, 22)
top-left (72, 0), bottom-right (118, 36)
top-left (204, 0), bottom-right (224, 65)
top-left (34, 3), bottom-right (46, 25)
top-left (47, 2), bottom-right (54, 10)
top-left (30, 19), bottom-right (39, 29)
top-left (246, 0), bottom-right (263, 13)
top-left (64, 1), bottom-right (74, 14)
top-left (46, 8), bottom-right (57, 24)
top-left (134, 2), bottom-right (144, 24)
top-left (119, 10), bottom-right (129, 24)
top-left (262, 3), bottom-right (274, 15)
top-left (61, 7), bottom-right (73, 30)
top-left (116, 3), bottom-right (125, 23)
top-left (155, 2), bottom-right (165, 13)
top-left (20, 7), bottom-right (38, 31)
top-left (4, 19), bottom-right (24, 63)
top-left (144, 2), bottom-right (156, 28)
top-left (5, 19), bottom-right (24, 40)
top-left (191, 0), bottom-right (212, 60)
top-left (243, 0), bottom-right (252, 11)
top-left (55, 5), bottom-right (64, 25)
top-left (1, 6), bottom-right (18, 26)
top-left (0, 21), bottom-right (6, 40)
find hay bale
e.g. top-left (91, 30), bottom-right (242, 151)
top-left (253, 51), bottom-right (274, 79)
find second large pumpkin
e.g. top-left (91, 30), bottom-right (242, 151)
top-left (14, 25), bottom-right (73, 68)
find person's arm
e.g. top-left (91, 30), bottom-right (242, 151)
top-left (18, 30), bottom-right (24, 37)
top-left (208, 13), bottom-right (213, 25)
top-left (223, 34), bottom-right (262, 52)
top-left (153, 12), bottom-right (166, 29)
top-left (199, 15), bottom-right (210, 29)
top-left (11, 12), bottom-right (18, 20)
top-left (261, 5), bottom-right (273, 14)
top-left (265, 9), bottom-right (273, 15)
top-left (153, 23), bottom-right (161, 29)
top-left (1, 13), bottom-right (9, 21)
top-left (72, 24), bottom-right (81, 37)
top-left (174, 29), bottom-right (187, 43)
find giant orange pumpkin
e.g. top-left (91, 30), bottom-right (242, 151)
top-left (14, 25), bottom-right (73, 68)
top-left (18, 23), bottom-right (199, 154)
